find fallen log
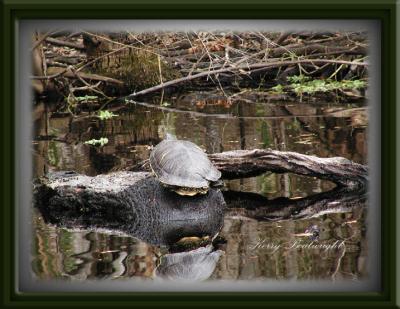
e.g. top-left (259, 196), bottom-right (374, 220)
top-left (209, 149), bottom-right (368, 189)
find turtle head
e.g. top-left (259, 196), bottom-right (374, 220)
top-left (210, 179), bottom-right (224, 188)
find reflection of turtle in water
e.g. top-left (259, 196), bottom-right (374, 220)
top-left (150, 134), bottom-right (222, 196)
top-left (154, 245), bottom-right (222, 281)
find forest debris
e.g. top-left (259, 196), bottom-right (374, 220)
top-left (32, 31), bottom-right (368, 100)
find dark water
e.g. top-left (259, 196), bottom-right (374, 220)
top-left (32, 92), bottom-right (368, 282)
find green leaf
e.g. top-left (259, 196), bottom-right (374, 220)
top-left (98, 110), bottom-right (117, 120)
top-left (84, 137), bottom-right (109, 147)
top-left (271, 84), bottom-right (284, 93)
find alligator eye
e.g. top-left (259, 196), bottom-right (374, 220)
top-left (291, 209), bottom-right (300, 216)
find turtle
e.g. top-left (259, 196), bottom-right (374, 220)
top-left (149, 135), bottom-right (222, 196)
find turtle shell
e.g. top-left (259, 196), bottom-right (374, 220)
top-left (150, 139), bottom-right (221, 189)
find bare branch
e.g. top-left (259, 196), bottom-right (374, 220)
top-left (127, 59), bottom-right (368, 98)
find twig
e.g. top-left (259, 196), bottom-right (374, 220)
top-left (275, 31), bottom-right (291, 45)
top-left (69, 66), bottom-right (114, 99)
top-left (45, 37), bottom-right (85, 50)
top-left (32, 67), bottom-right (123, 85)
top-left (31, 30), bottom-right (63, 51)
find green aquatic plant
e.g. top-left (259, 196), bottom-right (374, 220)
top-left (290, 78), bottom-right (366, 95)
top-left (84, 137), bottom-right (109, 147)
top-left (286, 75), bottom-right (311, 84)
top-left (270, 84), bottom-right (284, 94)
top-left (97, 110), bottom-right (117, 120)
top-left (270, 75), bottom-right (366, 97)
top-left (66, 95), bottom-right (99, 114)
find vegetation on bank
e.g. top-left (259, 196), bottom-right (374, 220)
top-left (32, 30), bottom-right (368, 113)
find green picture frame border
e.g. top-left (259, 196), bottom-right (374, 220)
top-left (0, 0), bottom-right (397, 307)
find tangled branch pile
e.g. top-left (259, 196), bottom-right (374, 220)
top-left (32, 30), bottom-right (368, 104)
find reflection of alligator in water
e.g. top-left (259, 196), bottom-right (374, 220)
top-left (34, 171), bottom-right (225, 247)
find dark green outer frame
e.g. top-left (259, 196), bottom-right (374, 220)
top-left (0, 0), bottom-right (397, 307)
